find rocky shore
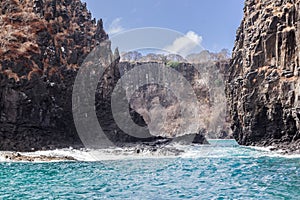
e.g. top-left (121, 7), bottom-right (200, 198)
top-left (226, 0), bottom-right (300, 153)
top-left (1, 152), bottom-right (76, 162)
top-left (0, 133), bottom-right (207, 162)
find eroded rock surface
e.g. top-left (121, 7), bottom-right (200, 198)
top-left (0, 0), bottom-right (158, 151)
top-left (226, 0), bottom-right (300, 153)
top-left (0, 0), bottom-right (211, 151)
top-left (0, 0), bottom-right (106, 151)
top-left (120, 61), bottom-right (231, 139)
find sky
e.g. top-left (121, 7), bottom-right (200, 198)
top-left (82, 0), bottom-right (244, 54)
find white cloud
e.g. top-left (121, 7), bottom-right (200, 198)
top-left (165, 31), bottom-right (203, 57)
top-left (107, 18), bottom-right (125, 35)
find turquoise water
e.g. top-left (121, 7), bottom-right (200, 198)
top-left (0, 140), bottom-right (299, 199)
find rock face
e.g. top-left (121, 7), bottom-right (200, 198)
top-left (119, 61), bottom-right (232, 139)
top-left (0, 0), bottom-right (110, 151)
top-left (226, 0), bottom-right (300, 153)
top-left (0, 0), bottom-right (211, 151)
top-left (0, 0), bottom-right (155, 151)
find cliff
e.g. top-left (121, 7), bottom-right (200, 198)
top-left (119, 61), bottom-right (232, 139)
top-left (226, 0), bottom-right (300, 153)
top-left (0, 0), bottom-right (210, 151)
top-left (0, 0), bottom-right (158, 151)
top-left (0, 0), bottom-right (111, 151)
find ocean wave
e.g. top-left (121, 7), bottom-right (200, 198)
top-left (0, 146), bottom-right (181, 162)
top-left (1, 140), bottom-right (299, 162)
top-left (246, 146), bottom-right (300, 159)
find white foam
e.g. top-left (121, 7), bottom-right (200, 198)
top-left (0, 147), bottom-right (180, 162)
top-left (246, 145), bottom-right (275, 152)
top-left (246, 145), bottom-right (300, 159)
top-left (0, 153), bottom-right (7, 162)
top-left (22, 148), bottom-right (96, 162)
top-left (1, 140), bottom-right (299, 162)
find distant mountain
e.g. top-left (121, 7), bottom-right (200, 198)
top-left (121, 49), bottom-right (230, 64)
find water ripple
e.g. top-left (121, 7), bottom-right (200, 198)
top-left (0, 140), bottom-right (299, 199)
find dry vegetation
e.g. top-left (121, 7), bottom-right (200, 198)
top-left (0, 0), bottom-right (100, 80)
top-left (0, 1), bottom-right (41, 59)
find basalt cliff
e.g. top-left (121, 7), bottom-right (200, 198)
top-left (226, 0), bottom-right (300, 153)
top-left (0, 0), bottom-right (112, 151)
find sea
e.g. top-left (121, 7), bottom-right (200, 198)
top-left (0, 140), bottom-right (299, 199)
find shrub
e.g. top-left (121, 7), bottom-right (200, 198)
top-left (167, 61), bottom-right (180, 68)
